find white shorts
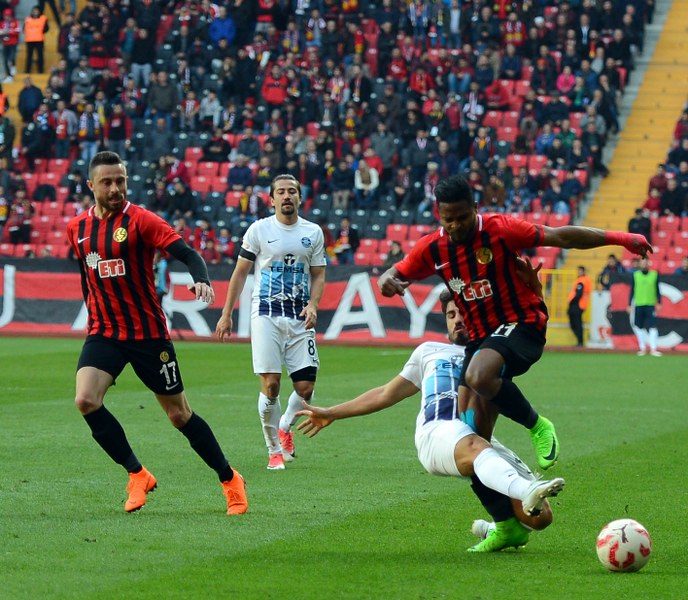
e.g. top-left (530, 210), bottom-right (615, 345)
top-left (414, 419), bottom-right (475, 477)
top-left (251, 315), bottom-right (320, 376)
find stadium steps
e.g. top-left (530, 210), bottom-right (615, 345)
top-left (563, 0), bottom-right (688, 273)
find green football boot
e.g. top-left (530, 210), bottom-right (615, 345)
top-left (467, 517), bottom-right (530, 553)
top-left (529, 416), bottom-right (559, 470)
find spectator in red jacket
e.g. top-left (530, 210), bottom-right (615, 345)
top-left (261, 64), bottom-right (288, 110)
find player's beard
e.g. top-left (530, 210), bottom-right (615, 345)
top-left (280, 201), bottom-right (296, 216)
top-left (450, 327), bottom-right (470, 346)
top-left (101, 191), bottom-right (126, 213)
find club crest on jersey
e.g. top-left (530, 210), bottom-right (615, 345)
top-left (476, 247), bottom-right (493, 264)
top-left (160, 351), bottom-right (169, 362)
top-left (113, 227), bottom-right (128, 243)
top-left (301, 237), bottom-right (312, 248)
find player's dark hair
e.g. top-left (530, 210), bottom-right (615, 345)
top-left (434, 174), bottom-right (473, 207)
top-left (439, 288), bottom-right (454, 315)
top-left (270, 174), bottom-right (301, 197)
top-left (89, 151), bottom-right (125, 179)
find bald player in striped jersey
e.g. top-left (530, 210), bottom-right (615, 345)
top-left (216, 174), bottom-right (327, 470)
top-left (68, 151), bottom-right (247, 516)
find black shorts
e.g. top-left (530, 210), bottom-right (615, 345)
top-left (460, 323), bottom-right (546, 384)
top-left (77, 335), bottom-right (185, 395)
top-left (634, 305), bottom-right (657, 329)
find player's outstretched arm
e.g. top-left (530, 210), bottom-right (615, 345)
top-left (166, 239), bottom-right (215, 303)
top-left (215, 257), bottom-right (253, 342)
top-left (378, 266), bottom-right (412, 297)
top-left (541, 225), bottom-right (652, 256)
top-left (296, 376), bottom-right (419, 437)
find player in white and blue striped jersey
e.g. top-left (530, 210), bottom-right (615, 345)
top-left (216, 175), bottom-right (327, 471)
top-left (297, 287), bottom-right (565, 552)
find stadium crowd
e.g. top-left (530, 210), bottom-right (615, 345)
top-left (0, 0), bottom-right (666, 268)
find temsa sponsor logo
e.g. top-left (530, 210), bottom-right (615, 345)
top-left (98, 258), bottom-right (126, 278)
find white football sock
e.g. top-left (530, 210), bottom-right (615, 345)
top-left (649, 328), bottom-right (659, 351)
top-left (258, 392), bottom-right (281, 455)
top-left (279, 391), bottom-right (311, 432)
top-left (473, 447), bottom-right (532, 500)
top-left (636, 328), bottom-right (647, 351)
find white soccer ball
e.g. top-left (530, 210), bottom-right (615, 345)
top-left (596, 518), bottom-right (652, 572)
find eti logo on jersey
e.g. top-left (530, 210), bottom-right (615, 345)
top-left (85, 251), bottom-right (127, 279)
top-left (448, 277), bottom-right (494, 302)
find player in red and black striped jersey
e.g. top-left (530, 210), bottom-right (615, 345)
top-left (67, 151), bottom-right (247, 515)
top-left (380, 175), bottom-right (651, 471)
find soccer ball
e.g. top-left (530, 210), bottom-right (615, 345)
top-left (596, 518), bottom-right (652, 572)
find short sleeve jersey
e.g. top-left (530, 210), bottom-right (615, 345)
top-left (67, 202), bottom-right (180, 340)
top-left (395, 213), bottom-right (549, 341)
top-left (399, 341), bottom-right (466, 434)
top-left (241, 215), bottom-right (326, 319)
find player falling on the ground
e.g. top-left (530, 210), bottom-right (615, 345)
top-left (379, 174), bottom-right (652, 470)
top-left (67, 150), bottom-right (247, 515)
top-left (297, 283), bottom-right (563, 552)
top-left (216, 174), bottom-right (326, 470)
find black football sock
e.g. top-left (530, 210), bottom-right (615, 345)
top-left (470, 475), bottom-right (516, 523)
top-left (178, 413), bottom-right (233, 482)
top-left (490, 379), bottom-right (539, 429)
top-left (83, 406), bottom-right (141, 473)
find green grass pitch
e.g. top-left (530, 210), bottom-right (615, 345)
top-left (1, 338), bottom-right (686, 599)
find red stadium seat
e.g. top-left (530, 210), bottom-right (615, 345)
top-left (482, 111), bottom-right (502, 129)
top-left (502, 110), bottom-right (520, 128)
top-left (371, 252), bottom-right (386, 266)
top-left (190, 176), bottom-right (212, 194)
top-left (401, 239), bottom-right (417, 253)
top-left (574, 169), bottom-right (589, 187)
top-left (409, 224), bottom-right (434, 238)
top-left (515, 79), bottom-right (531, 96)
top-left (497, 79), bottom-right (515, 96)
top-left (354, 250), bottom-right (375, 266)
top-left (184, 146), bottom-right (203, 162)
top-left (47, 158), bottom-right (71, 176)
top-left (358, 238), bottom-right (379, 252)
top-left (225, 190), bottom-right (244, 207)
top-left (656, 215), bottom-right (680, 232)
top-left (653, 230), bottom-right (673, 248)
top-left (306, 122), bottom-right (321, 138)
top-left (497, 127), bottom-right (518, 143)
top-left (506, 153), bottom-right (528, 173)
top-left (385, 223), bottom-right (409, 242)
top-left (38, 172), bottom-right (61, 187)
top-left (528, 154), bottom-right (548, 170)
top-left (665, 246), bottom-right (685, 261)
top-left (196, 161), bottom-right (219, 177)
top-left (525, 212), bottom-right (547, 225)
top-left (33, 158), bottom-right (48, 173)
top-left (548, 213), bottom-right (571, 227)
top-left (659, 259), bottom-right (679, 274)
top-left (0, 242), bottom-right (14, 256)
top-left (218, 162), bottom-right (232, 178)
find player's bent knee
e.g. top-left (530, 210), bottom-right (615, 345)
top-left (454, 435), bottom-right (490, 476)
top-left (74, 394), bottom-right (102, 415)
